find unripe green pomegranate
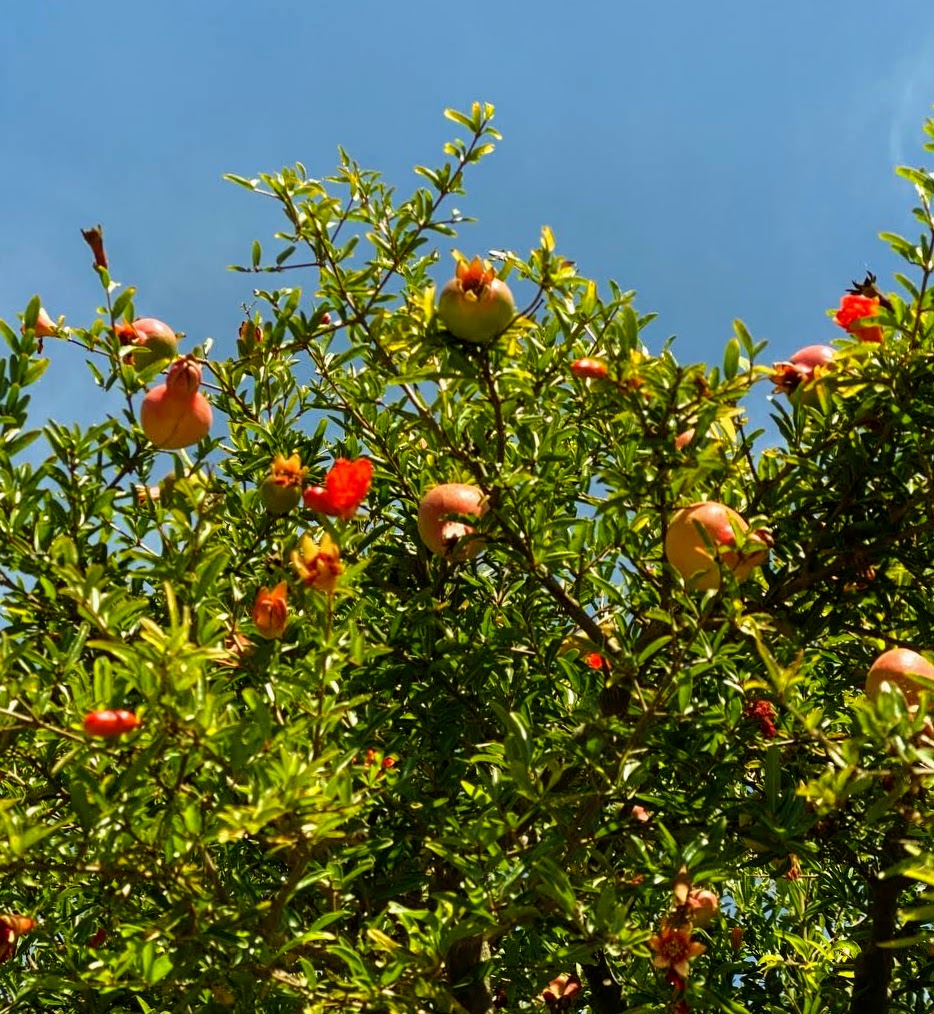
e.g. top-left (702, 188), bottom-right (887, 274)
top-left (437, 257), bottom-right (515, 344)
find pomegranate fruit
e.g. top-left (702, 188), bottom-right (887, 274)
top-left (437, 256), bottom-right (515, 344)
top-left (83, 710), bottom-right (140, 737)
top-left (140, 358), bottom-right (212, 450)
top-left (665, 501), bottom-right (769, 591)
top-left (417, 483), bottom-right (488, 560)
top-left (866, 647), bottom-right (934, 708)
top-left (570, 358), bottom-right (609, 380)
top-left (771, 345), bottom-right (835, 400)
top-left (260, 454), bottom-right (306, 515)
top-left (685, 889), bottom-right (719, 928)
top-left (130, 317), bottom-right (178, 369)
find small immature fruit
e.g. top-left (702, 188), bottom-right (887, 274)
top-left (665, 501), bottom-right (769, 591)
top-left (83, 710), bottom-right (140, 737)
top-left (437, 256), bottom-right (516, 344)
top-left (140, 358), bottom-right (212, 450)
top-left (418, 483), bottom-right (488, 560)
top-left (570, 358), bottom-right (609, 380)
top-left (260, 454), bottom-right (306, 514)
top-left (866, 648), bottom-right (934, 708)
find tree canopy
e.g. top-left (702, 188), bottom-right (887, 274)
top-left (3, 102), bottom-right (934, 1013)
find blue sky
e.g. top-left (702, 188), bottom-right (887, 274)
top-left (3, 0), bottom-right (934, 435)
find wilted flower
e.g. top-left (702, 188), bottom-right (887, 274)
top-left (835, 292), bottom-right (882, 343)
top-left (217, 628), bottom-right (254, 669)
top-left (81, 224), bottom-right (108, 269)
top-left (252, 582), bottom-right (288, 639)
top-left (303, 457), bottom-right (374, 519)
top-left (784, 853), bottom-right (802, 881)
top-left (649, 919), bottom-right (706, 979)
top-left (541, 973), bottom-right (582, 1008)
top-left (291, 532), bottom-right (343, 595)
top-left (135, 483), bottom-right (161, 504)
top-left (237, 318), bottom-right (264, 356)
top-left (729, 925), bottom-right (744, 951)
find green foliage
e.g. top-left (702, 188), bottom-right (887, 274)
top-left (2, 101), bottom-right (934, 1013)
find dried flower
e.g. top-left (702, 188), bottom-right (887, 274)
top-left (252, 582), bottom-right (288, 639)
top-left (237, 318), bottom-right (264, 356)
top-left (81, 224), bottom-right (108, 270)
top-left (649, 919), bottom-right (706, 980)
top-left (291, 532), bottom-right (343, 595)
top-left (729, 925), bottom-right (743, 951)
top-left (303, 458), bottom-right (373, 519)
top-left (835, 293), bottom-right (882, 343)
top-left (744, 698), bottom-right (778, 739)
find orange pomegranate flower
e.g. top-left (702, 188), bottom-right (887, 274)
top-left (0, 915), bottom-right (35, 964)
top-left (834, 293), bottom-right (883, 343)
top-left (648, 919), bottom-right (706, 980)
top-left (291, 532), bottom-right (343, 595)
top-left (303, 457), bottom-right (373, 519)
top-left (252, 581), bottom-right (288, 639)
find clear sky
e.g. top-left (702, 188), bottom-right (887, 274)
top-left (3, 0), bottom-right (934, 435)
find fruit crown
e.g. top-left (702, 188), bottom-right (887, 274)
top-left (455, 255), bottom-right (496, 292)
top-left (165, 357), bottom-right (203, 396)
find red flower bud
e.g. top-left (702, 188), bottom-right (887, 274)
top-left (251, 582), bottom-right (288, 639)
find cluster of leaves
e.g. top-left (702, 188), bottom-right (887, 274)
top-left (2, 102), bottom-right (934, 1013)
